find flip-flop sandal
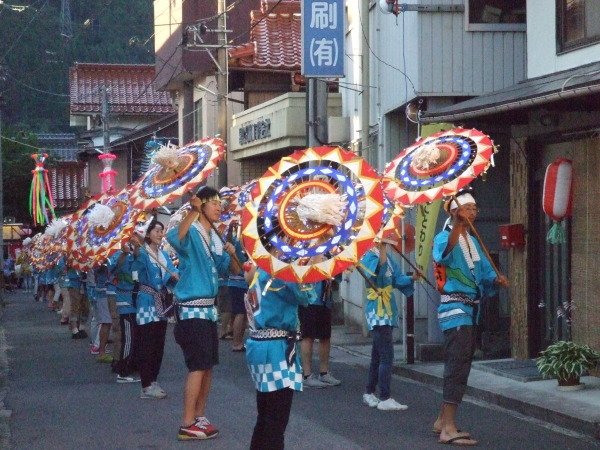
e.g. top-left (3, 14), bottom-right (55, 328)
top-left (432, 429), bottom-right (470, 437)
top-left (438, 436), bottom-right (478, 446)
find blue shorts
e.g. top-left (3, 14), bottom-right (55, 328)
top-left (229, 286), bottom-right (246, 315)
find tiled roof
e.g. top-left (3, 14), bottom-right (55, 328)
top-left (36, 133), bottom-right (80, 162)
top-left (70, 63), bottom-right (175, 115)
top-left (229, 1), bottom-right (301, 70)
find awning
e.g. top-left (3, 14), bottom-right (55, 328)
top-left (420, 61), bottom-right (600, 124)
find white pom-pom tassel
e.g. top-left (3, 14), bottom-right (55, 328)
top-left (87, 204), bottom-right (115, 229)
top-left (152, 144), bottom-right (180, 170)
top-left (45, 218), bottom-right (68, 237)
top-left (296, 193), bottom-right (347, 226)
top-left (411, 143), bottom-right (442, 171)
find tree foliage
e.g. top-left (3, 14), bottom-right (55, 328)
top-left (1, 128), bottom-right (40, 224)
top-left (0, 0), bottom-right (155, 132)
top-left (0, 1), bottom-right (155, 223)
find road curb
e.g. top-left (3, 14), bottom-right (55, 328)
top-left (0, 316), bottom-right (11, 449)
top-left (392, 364), bottom-right (600, 441)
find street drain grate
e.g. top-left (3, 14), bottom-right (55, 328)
top-left (473, 359), bottom-right (543, 382)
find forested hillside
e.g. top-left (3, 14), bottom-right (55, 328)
top-left (0, 0), bottom-right (155, 132)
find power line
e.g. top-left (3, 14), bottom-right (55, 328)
top-left (0, 0), bottom-right (49, 62)
top-left (356, 1), bottom-right (417, 96)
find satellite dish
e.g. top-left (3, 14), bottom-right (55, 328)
top-left (379, 0), bottom-right (394, 15)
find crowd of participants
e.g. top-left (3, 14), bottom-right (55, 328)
top-left (0, 187), bottom-right (507, 447)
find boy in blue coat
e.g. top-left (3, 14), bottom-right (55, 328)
top-left (166, 186), bottom-right (241, 441)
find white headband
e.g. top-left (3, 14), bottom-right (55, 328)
top-left (449, 193), bottom-right (476, 211)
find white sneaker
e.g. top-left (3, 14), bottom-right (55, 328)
top-left (303, 373), bottom-right (329, 388)
top-left (140, 384), bottom-right (167, 399)
top-left (362, 393), bottom-right (380, 407)
top-left (151, 381), bottom-right (166, 394)
top-left (117, 375), bottom-right (141, 383)
top-left (318, 372), bottom-right (341, 386)
top-left (376, 398), bottom-right (408, 411)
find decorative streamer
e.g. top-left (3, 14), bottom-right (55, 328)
top-left (29, 153), bottom-right (56, 227)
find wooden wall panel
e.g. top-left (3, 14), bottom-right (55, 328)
top-left (571, 138), bottom-right (600, 349)
top-left (509, 137), bottom-right (529, 358)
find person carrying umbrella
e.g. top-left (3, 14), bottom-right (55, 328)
top-left (166, 186), bottom-right (241, 441)
top-left (432, 190), bottom-right (509, 446)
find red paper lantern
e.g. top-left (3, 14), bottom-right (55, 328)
top-left (542, 158), bottom-right (572, 244)
top-left (543, 158), bottom-right (573, 221)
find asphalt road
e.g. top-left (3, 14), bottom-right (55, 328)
top-left (3, 292), bottom-right (597, 449)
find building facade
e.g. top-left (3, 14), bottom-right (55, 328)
top-left (422, 0), bottom-right (600, 357)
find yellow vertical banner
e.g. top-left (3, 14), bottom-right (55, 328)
top-left (413, 123), bottom-right (453, 275)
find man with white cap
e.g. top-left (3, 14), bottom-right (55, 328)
top-left (431, 189), bottom-right (509, 446)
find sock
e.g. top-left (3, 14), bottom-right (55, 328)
top-left (320, 372), bottom-right (327, 376)
top-left (303, 374), bottom-right (309, 380)
top-left (72, 328), bottom-right (79, 334)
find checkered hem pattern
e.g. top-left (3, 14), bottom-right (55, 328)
top-left (177, 305), bottom-right (217, 321)
top-left (136, 306), bottom-right (161, 325)
top-left (248, 360), bottom-right (304, 393)
top-left (366, 310), bottom-right (393, 329)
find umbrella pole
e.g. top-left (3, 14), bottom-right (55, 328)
top-left (354, 264), bottom-right (379, 291)
top-left (376, 237), bottom-right (436, 290)
top-left (204, 215), bottom-right (244, 269)
top-left (130, 235), bottom-right (177, 278)
top-left (451, 195), bottom-right (502, 276)
top-left (394, 248), bottom-right (437, 291)
top-left (139, 245), bottom-right (177, 278)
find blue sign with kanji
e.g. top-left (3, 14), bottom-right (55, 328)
top-left (301, 0), bottom-right (345, 77)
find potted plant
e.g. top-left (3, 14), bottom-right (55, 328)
top-left (536, 340), bottom-right (600, 390)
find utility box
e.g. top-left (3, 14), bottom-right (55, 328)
top-left (499, 224), bottom-right (525, 249)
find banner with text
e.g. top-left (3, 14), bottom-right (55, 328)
top-left (302, 0), bottom-right (345, 77)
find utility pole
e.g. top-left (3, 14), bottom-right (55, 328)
top-left (216, 0), bottom-right (228, 187)
top-left (306, 78), bottom-right (328, 147)
top-left (0, 64), bottom-right (5, 305)
top-left (361, 0), bottom-right (370, 162)
top-left (99, 86), bottom-right (117, 193)
top-left (102, 86), bottom-right (110, 154)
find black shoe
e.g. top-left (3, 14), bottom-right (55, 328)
top-left (71, 331), bottom-right (87, 339)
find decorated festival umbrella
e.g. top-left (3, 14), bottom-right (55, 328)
top-left (129, 137), bottom-right (225, 211)
top-left (234, 179), bottom-right (257, 214)
top-left (216, 185), bottom-right (241, 237)
top-left (383, 128), bottom-right (501, 275)
top-left (65, 187), bottom-right (146, 268)
top-left (241, 146), bottom-right (385, 283)
top-left (37, 217), bottom-right (72, 270)
top-left (382, 128), bottom-right (496, 205)
top-left (378, 198), bottom-right (410, 255)
top-left (28, 233), bottom-right (50, 272)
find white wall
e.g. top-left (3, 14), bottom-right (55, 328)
top-left (528, 0), bottom-right (600, 78)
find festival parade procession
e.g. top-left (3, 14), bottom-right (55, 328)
top-left (1, 1), bottom-right (600, 449)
